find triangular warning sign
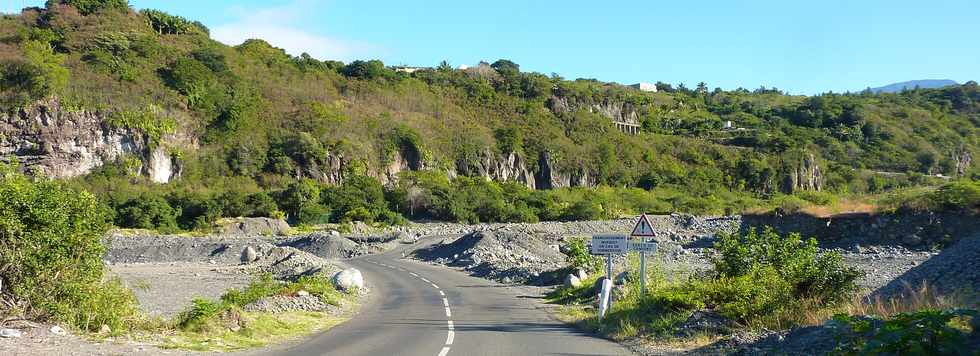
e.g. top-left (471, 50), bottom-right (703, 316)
top-left (631, 214), bottom-right (655, 237)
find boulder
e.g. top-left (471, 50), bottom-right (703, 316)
top-left (49, 326), bottom-right (66, 336)
top-left (242, 246), bottom-right (259, 263)
top-left (332, 268), bottom-right (364, 292)
top-left (564, 274), bottom-right (582, 288)
top-left (576, 269), bottom-right (589, 281)
top-left (614, 271), bottom-right (631, 285)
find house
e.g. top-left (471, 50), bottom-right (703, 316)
top-left (629, 82), bottom-right (658, 92)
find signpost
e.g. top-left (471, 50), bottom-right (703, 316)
top-left (589, 214), bottom-right (659, 320)
top-left (630, 214), bottom-right (656, 297)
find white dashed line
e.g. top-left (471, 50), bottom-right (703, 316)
top-left (432, 283), bottom-right (440, 289)
top-left (442, 298), bottom-right (449, 307)
top-left (421, 277), bottom-right (431, 283)
top-left (439, 290), bottom-right (445, 296)
top-left (437, 346), bottom-right (451, 356)
top-left (445, 307), bottom-right (452, 317)
top-left (447, 320), bottom-right (454, 330)
top-left (410, 272), bottom-right (419, 277)
top-left (445, 330), bottom-right (455, 345)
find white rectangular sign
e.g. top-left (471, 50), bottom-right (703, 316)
top-left (628, 241), bottom-right (658, 253)
top-left (590, 234), bottom-right (628, 255)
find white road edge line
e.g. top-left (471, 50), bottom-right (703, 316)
top-left (410, 272), bottom-right (419, 277)
top-left (447, 320), bottom-right (454, 330)
top-left (445, 307), bottom-right (452, 317)
top-left (445, 330), bottom-right (455, 345)
top-left (442, 298), bottom-right (449, 307)
top-left (439, 290), bottom-right (445, 296)
top-left (437, 346), bottom-right (450, 356)
top-left (432, 283), bottom-right (440, 289)
top-left (421, 277), bottom-right (431, 282)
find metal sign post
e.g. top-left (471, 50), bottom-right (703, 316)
top-left (629, 214), bottom-right (657, 297)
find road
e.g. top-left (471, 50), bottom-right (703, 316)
top-left (277, 239), bottom-right (631, 356)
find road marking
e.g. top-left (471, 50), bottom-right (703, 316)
top-left (445, 307), bottom-right (452, 317)
top-left (439, 290), bottom-right (445, 296)
top-left (432, 283), bottom-right (440, 289)
top-left (437, 346), bottom-right (450, 356)
top-left (410, 272), bottom-right (419, 277)
top-left (442, 298), bottom-right (449, 307)
top-left (447, 320), bottom-right (454, 330)
top-left (445, 330), bottom-right (455, 345)
top-left (421, 277), bottom-right (431, 283)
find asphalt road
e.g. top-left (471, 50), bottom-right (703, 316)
top-left (277, 240), bottom-right (631, 356)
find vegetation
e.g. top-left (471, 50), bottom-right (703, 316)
top-left (0, 2), bottom-right (975, 230)
top-left (165, 272), bottom-right (351, 351)
top-left (551, 228), bottom-right (863, 339)
top-left (832, 309), bottom-right (978, 355)
top-left (0, 163), bottom-right (139, 333)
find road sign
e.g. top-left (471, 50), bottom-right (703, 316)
top-left (628, 241), bottom-right (658, 253)
top-left (590, 234), bottom-right (627, 255)
top-left (630, 214), bottom-right (655, 237)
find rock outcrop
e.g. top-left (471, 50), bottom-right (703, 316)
top-left (0, 99), bottom-right (184, 182)
top-left (547, 95), bottom-right (641, 125)
top-left (784, 152), bottom-right (823, 193)
top-left (535, 151), bottom-right (596, 189)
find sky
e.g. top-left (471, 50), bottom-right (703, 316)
top-left (2, 0), bottom-right (978, 94)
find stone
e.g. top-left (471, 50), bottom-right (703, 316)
top-left (332, 268), bottom-right (364, 292)
top-left (296, 290), bottom-right (310, 297)
top-left (614, 271), bottom-right (631, 285)
top-left (49, 326), bottom-right (67, 336)
top-left (564, 274), bottom-right (582, 288)
top-left (902, 234), bottom-right (922, 246)
top-left (242, 246), bottom-right (259, 263)
top-left (0, 328), bottom-right (22, 338)
top-left (576, 269), bottom-right (589, 281)
top-left (329, 230), bottom-right (340, 236)
top-left (99, 324), bottom-right (111, 334)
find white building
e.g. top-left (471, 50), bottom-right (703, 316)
top-left (629, 82), bottom-right (658, 92)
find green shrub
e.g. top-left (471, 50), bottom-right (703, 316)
top-left (832, 309), bottom-right (979, 355)
top-left (115, 194), bottom-right (179, 232)
top-left (175, 298), bottom-right (230, 332)
top-left (564, 237), bottom-right (601, 273)
top-left (221, 274), bottom-right (280, 307)
top-left (713, 227), bottom-right (861, 308)
top-left (1, 40), bottom-right (69, 108)
top-left (0, 165), bottom-right (138, 332)
top-left (930, 180), bottom-right (980, 213)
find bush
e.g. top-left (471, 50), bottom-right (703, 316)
top-left (1, 40), bottom-right (69, 107)
top-left (115, 194), bottom-right (179, 232)
top-left (564, 237), bottom-right (601, 273)
top-left (713, 227), bottom-right (861, 307)
top-left (930, 180), bottom-right (980, 213)
top-left (0, 165), bottom-right (138, 332)
top-left (832, 309), bottom-right (979, 355)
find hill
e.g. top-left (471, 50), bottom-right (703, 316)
top-left (871, 79), bottom-right (959, 93)
top-left (0, 1), bottom-right (978, 230)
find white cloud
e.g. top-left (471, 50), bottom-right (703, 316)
top-left (210, 1), bottom-right (374, 62)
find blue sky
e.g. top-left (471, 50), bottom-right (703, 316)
top-left (3, 0), bottom-right (977, 94)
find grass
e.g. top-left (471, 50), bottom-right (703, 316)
top-left (161, 310), bottom-right (348, 351)
top-left (158, 272), bottom-right (356, 352)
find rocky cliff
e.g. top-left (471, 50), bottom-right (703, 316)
top-left (0, 99), bottom-right (183, 183)
top-left (547, 95), bottom-right (641, 125)
top-left (784, 152), bottom-right (823, 193)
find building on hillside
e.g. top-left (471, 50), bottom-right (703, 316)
top-left (629, 82), bottom-right (658, 92)
top-left (394, 66), bottom-right (426, 73)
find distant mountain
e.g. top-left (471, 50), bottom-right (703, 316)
top-left (870, 79), bottom-right (959, 93)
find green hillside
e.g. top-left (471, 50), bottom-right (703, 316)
top-left (1, 1), bottom-right (978, 230)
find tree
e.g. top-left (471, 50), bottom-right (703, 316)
top-left (490, 59), bottom-right (520, 75)
top-left (47, 0), bottom-right (129, 15)
top-left (342, 60), bottom-right (386, 79)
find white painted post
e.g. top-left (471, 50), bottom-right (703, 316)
top-left (598, 277), bottom-right (612, 320)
